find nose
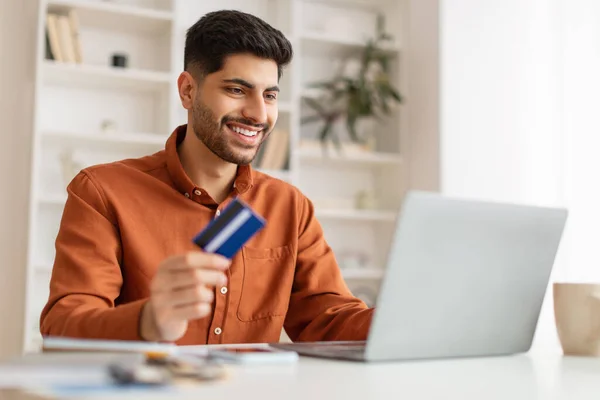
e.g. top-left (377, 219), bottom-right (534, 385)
top-left (241, 95), bottom-right (268, 125)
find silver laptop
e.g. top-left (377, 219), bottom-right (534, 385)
top-left (272, 191), bottom-right (568, 362)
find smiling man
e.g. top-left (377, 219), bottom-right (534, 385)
top-left (39, 10), bottom-right (374, 345)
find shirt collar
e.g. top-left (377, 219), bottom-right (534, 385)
top-left (165, 124), bottom-right (254, 197)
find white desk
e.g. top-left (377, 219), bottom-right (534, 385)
top-left (12, 349), bottom-right (600, 400)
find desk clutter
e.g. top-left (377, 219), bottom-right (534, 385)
top-left (0, 337), bottom-right (298, 399)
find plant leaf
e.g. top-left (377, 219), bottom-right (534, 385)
top-left (377, 54), bottom-right (390, 74)
top-left (375, 85), bottom-right (390, 115)
top-left (318, 121), bottom-right (333, 142)
top-left (303, 97), bottom-right (328, 118)
top-left (330, 128), bottom-right (342, 152)
top-left (305, 80), bottom-right (338, 90)
top-left (300, 115), bottom-right (323, 125)
top-left (387, 85), bottom-right (403, 103)
top-left (346, 114), bottom-right (361, 142)
top-left (300, 14), bottom-right (403, 133)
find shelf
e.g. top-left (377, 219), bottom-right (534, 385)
top-left (22, 0), bottom-right (408, 358)
top-left (302, 0), bottom-right (389, 11)
top-left (300, 31), bottom-right (400, 57)
top-left (42, 130), bottom-right (168, 149)
top-left (297, 149), bottom-right (403, 166)
top-left (37, 193), bottom-right (67, 207)
top-left (42, 61), bottom-right (172, 92)
top-left (342, 268), bottom-right (384, 280)
top-left (47, 0), bottom-right (174, 34)
top-left (316, 209), bottom-right (396, 222)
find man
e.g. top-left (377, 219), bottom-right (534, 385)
top-left (40, 10), bottom-right (373, 345)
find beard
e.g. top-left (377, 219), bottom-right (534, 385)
top-left (191, 98), bottom-right (271, 165)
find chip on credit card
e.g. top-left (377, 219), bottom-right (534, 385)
top-left (192, 197), bottom-right (266, 259)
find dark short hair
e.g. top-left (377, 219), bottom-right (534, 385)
top-left (184, 10), bottom-right (293, 81)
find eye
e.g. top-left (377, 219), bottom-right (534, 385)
top-left (227, 87), bottom-right (244, 95)
top-left (265, 93), bottom-right (277, 101)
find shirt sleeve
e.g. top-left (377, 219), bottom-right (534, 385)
top-left (283, 193), bottom-right (374, 342)
top-left (39, 170), bottom-right (146, 340)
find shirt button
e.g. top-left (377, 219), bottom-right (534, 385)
top-left (214, 327), bottom-right (222, 335)
top-left (184, 192), bottom-right (190, 198)
top-left (216, 209), bottom-right (221, 217)
top-left (194, 189), bottom-right (201, 196)
top-left (220, 287), bottom-right (228, 295)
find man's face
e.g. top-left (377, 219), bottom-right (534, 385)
top-left (191, 53), bottom-right (280, 165)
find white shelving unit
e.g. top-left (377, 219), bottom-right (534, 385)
top-left (42, 129), bottom-right (167, 146)
top-left (291, 0), bottom-right (407, 313)
top-left (297, 149), bottom-right (404, 165)
top-left (43, 60), bottom-right (173, 90)
top-left (24, 0), bottom-right (178, 353)
top-left (47, 0), bottom-right (174, 20)
top-left (23, 0), bottom-right (421, 353)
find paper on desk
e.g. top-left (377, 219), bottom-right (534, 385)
top-left (175, 343), bottom-right (271, 355)
top-left (40, 336), bottom-right (270, 357)
top-left (0, 351), bottom-right (185, 400)
top-left (41, 336), bottom-right (177, 354)
top-left (0, 339), bottom-right (267, 391)
top-left (0, 352), bottom-right (143, 389)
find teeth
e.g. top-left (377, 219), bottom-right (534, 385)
top-left (231, 126), bottom-right (258, 137)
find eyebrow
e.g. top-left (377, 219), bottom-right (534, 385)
top-left (222, 78), bottom-right (280, 92)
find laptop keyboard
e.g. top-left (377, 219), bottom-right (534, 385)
top-left (271, 341), bottom-right (367, 359)
top-left (283, 341), bottom-right (366, 358)
top-left (298, 341), bottom-right (366, 348)
top-left (320, 344), bottom-right (365, 352)
top-left (320, 346), bottom-right (365, 356)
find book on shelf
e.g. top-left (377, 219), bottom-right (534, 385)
top-left (68, 9), bottom-right (83, 63)
top-left (45, 10), bottom-right (82, 64)
top-left (45, 14), bottom-right (62, 61)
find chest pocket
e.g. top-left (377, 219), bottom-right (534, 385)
top-left (236, 244), bottom-right (295, 322)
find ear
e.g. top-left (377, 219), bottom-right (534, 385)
top-left (177, 71), bottom-right (197, 110)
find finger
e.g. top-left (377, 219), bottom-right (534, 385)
top-left (186, 252), bottom-right (231, 269)
top-left (171, 302), bottom-right (212, 321)
top-left (159, 285), bottom-right (215, 308)
top-left (162, 252), bottom-right (230, 272)
top-left (155, 269), bottom-right (228, 292)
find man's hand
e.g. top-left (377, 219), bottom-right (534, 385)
top-left (140, 252), bottom-right (230, 342)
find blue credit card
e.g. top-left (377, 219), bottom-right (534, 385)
top-left (192, 197), bottom-right (266, 259)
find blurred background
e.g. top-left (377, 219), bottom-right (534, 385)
top-left (1, 0), bottom-right (598, 359)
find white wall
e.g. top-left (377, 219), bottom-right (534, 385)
top-left (406, 0), bottom-right (441, 191)
top-left (441, 0), bottom-right (563, 207)
top-left (0, 0), bottom-right (37, 359)
top-left (440, 0), bottom-right (565, 352)
top-left (559, 0), bottom-right (600, 284)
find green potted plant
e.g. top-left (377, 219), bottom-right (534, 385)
top-left (301, 14), bottom-right (403, 153)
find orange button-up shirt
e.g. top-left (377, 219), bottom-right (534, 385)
top-left (40, 125), bottom-right (373, 345)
